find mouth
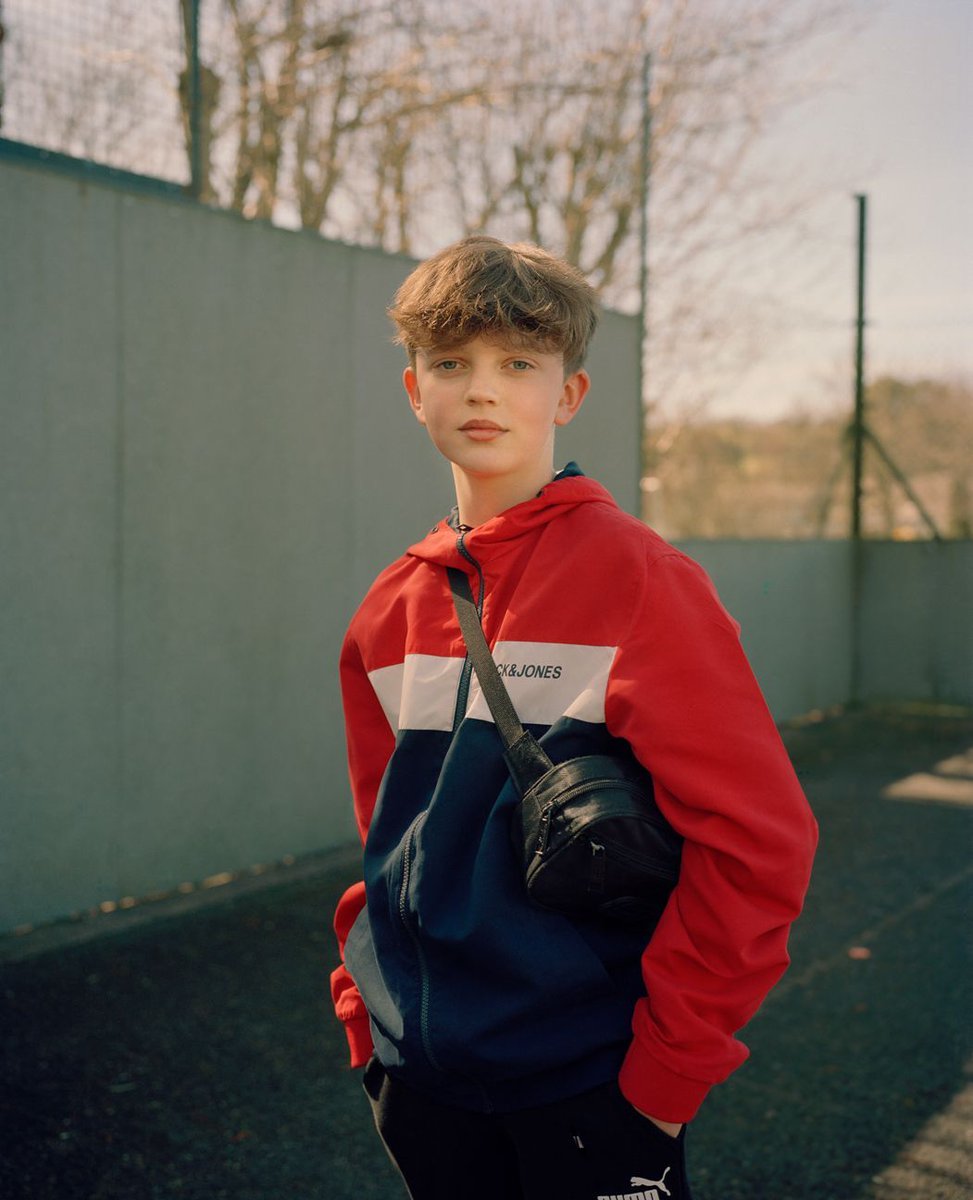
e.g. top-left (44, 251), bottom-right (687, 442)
top-left (459, 419), bottom-right (507, 442)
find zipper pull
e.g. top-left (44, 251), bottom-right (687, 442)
top-left (589, 840), bottom-right (607, 895)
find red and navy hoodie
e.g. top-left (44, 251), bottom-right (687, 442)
top-left (331, 466), bottom-right (818, 1123)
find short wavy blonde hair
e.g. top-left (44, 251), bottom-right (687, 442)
top-left (389, 236), bottom-right (599, 374)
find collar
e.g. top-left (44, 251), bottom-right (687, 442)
top-left (409, 465), bottom-right (618, 565)
top-left (445, 462), bottom-right (587, 533)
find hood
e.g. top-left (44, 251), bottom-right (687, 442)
top-left (406, 463), bottom-right (619, 567)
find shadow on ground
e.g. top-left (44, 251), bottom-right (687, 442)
top-left (2, 707), bottom-right (971, 1200)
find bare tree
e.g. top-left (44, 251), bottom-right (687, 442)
top-left (4, 0), bottom-right (857, 430)
top-left (386, 0), bottom-right (854, 437)
top-left (4, 0), bottom-right (187, 179)
top-left (651, 375), bottom-right (973, 540)
top-left (193, 0), bottom-right (501, 244)
top-left (199, 0), bottom-right (823, 271)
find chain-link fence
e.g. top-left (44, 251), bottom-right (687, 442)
top-left (1, 0), bottom-right (191, 185)
top-left (0, 0), bottom-right (646, 224)
top-left (3, 1), bottom-right (967, 542)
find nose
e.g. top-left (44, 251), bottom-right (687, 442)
top-left (463, 366), bottom-right (500, 405)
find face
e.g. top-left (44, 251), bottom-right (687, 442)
top-left (403, 336), bottom-right (589, 498)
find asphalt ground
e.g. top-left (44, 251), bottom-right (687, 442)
top-left (2, 706), bottom-right (971, 1200)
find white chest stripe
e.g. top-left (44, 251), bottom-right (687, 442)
top-left (368, 642), bottom-right (617, 733)
top-left (368, 656), bottom-right (462, 733)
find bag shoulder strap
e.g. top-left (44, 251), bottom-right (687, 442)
top-left (446, 566), bottom-right (553, 792)
top-left (446, 566), bottom-right (523, 747)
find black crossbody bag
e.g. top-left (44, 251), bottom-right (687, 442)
top-left (447, 566), bottom-right (682, 928)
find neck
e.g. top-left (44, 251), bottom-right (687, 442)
top-left (452, 462), bottom-right (556, 528)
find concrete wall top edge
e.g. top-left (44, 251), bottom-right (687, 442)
top-left (0, 149), bottom-right (637, 318)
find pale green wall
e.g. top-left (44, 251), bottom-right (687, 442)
top-left (0, 157), bottom-right (640, 931)
top-left (2, 156), bottom-right (969, 934)
top-left (856, 541), bottom-right (972, 705)
top-left (677, 541), bottom-right (855, 719)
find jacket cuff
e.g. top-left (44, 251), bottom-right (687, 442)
top-left (618, 1039), bottom-right (712, 1124)
top-left (343, 1015), bottom-right (374, 1069)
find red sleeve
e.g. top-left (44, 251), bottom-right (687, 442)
top-left (329, 626), bottom-right (396, 1068)
top-left (605, 552), bottom-right (818, 1123)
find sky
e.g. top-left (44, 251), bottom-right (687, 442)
top-left (709, 0), bottom-right (972, 420)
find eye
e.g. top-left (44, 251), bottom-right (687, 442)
top-left (433, 358), bottom-right (461, 372)
top-left (509, 359), bottom-right (533, 371)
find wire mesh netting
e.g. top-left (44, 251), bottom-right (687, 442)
top-left (0, 0), bottom-right (190, 183)
top-left (0, 1), bottom-right (653, 246)
top-left (2, 1), bottom-right (967, 541)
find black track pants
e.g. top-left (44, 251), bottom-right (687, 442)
top-left (362, 1058), bottom-right (694, 1200)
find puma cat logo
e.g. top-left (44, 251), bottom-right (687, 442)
top-left (597, 1165), bottom-right (672, 1200)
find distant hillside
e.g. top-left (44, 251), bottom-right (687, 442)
top-left (643, 377), bottom-right (973, 540)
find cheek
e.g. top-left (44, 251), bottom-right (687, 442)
top-left (422, 403), bottom-right (447, 430)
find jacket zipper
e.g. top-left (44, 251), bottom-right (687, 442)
top-left (450, 531), bottom-right (485, 733)
top-left (397, 812), bottom-right (442, 1071)
top-left (397, 532), bottom-right (482, 1075)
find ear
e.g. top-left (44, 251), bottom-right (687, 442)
top-left (403, 366), bottom-right (426, 425)
top-left (554, 369), bottom-right (590, 427)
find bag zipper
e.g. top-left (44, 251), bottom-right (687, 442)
top-left (529, 815), bottom-right (679, 884)
top-left (593, 836), bottom-right (680, 881)
top-left (530, 777), bottom-right (672, 848)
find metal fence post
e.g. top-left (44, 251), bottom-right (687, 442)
top-left (849, 194), bottom-right (867, 706)
top-left (638, 48), bottom-right (652, 520)
top-left (850, 194), bottom-right (867, 541)
top-left (188, 0), bottom-right (202, 199)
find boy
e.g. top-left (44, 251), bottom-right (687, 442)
top-left (331, 236), bottom-right (817, 1200)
